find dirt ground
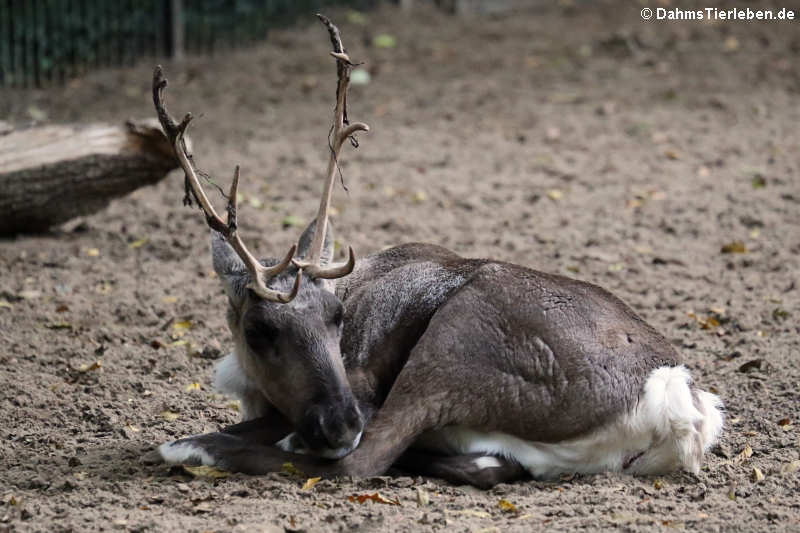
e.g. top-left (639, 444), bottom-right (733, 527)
top-left (1, 1), bottom-right (799, 531)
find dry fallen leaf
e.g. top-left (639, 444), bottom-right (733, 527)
top-left (348, 493), bottom-right (401, 506)
top-left (129, 238), bottom-right (149, 249)
top-left (498, 499), bottom-right (519, 513)
top-left (416, 487), bottom-right (429, 506)
top-left (282, 462), bottom-right (305, 477)
top-left (183, 465), bottom-right (230, 479)
top-left (721, 241), bottom-right (748, 254)
top-left (724, 36), bottom-right (740, 52)
top-left (173, 319), bottom-right (192, 330)
top-left (688, 312), bottom-right (720, 330)
top-left (734, 443), bottom-right (753, 464)
top-left (78, 361), bottom-right (102, 372)
top-left (751, 467), bottom-right (765, 482)
top-left (546, 189), bottom-right (563, 200)
top-left (87, 248), bottom-right (100, 257)
top-left (780, 460), bottom-right (800, 475)
top-left (778, 418), bottom-right (791, 427)
top-left (162, 296), bottom-right (178, 304)
top-left (184, 382), bottom-right (202, 392)
top-left (301, 477), bottom-right (321, 491)
top-left (172, 320), bottom-right (193, 338)
top-left (95, 282), bottom-right (112, 295)
top-left (160, 410), bottom-right (179, 422)
top-left (18, 290), bottom-right (41, 300)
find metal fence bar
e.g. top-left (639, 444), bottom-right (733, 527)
top-left (0, 1), bottom-right (8, 86)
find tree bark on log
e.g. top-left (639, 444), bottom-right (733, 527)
top-left (0, 119), bottom-right (179, 236)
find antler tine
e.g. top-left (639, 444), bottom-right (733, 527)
top-left (226, 166), bottom-right (302, 299)
top-left (294, 15), bottom-right (368, 280)
top-left (152, 66), bottom-right (300, 304)
top-left (305, 246), bottom-right (356, 280)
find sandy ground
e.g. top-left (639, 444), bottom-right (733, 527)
top-left (1, 1), bottom-right (799, 531)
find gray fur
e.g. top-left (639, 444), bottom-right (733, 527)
top-left (295, 219), bottom-right (335, 265)
top-left (211, 230), bottom-right (248, 305)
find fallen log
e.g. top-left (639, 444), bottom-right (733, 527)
top-left (0, 119), bottom-right (179, 235)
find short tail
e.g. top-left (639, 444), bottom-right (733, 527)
top-left (639, 365), bottom-right (724, 474)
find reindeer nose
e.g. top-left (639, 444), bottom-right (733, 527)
top-left (320, 401), bottom-right (364, 450)
top-left (304, 400), bottom-right (363, 454)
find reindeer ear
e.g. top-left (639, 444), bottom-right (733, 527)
top-left (210, 230), bottom-right (248, 305)
top-left (295, 219), bottom-right (335, 266)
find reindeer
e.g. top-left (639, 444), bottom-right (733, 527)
top-left (145, 15), bottom-right (723, 489)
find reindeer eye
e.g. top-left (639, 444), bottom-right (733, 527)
top-left (245, 322), bottom-right (280, 353)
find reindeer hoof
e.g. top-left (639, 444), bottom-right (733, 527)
top-left (140, 448), bottom-right (165, 465)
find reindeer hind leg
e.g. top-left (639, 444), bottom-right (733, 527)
top-left (394, 449), bottom-right (528, 489)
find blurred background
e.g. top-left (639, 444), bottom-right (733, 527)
top-left (0, 0), bottom-right (390, 88)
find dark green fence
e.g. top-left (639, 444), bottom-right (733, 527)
top-left (0, 0), bottom-right (380, 88)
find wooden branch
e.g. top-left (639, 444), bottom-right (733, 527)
top-left (0, 119), bottom-right (179, 235)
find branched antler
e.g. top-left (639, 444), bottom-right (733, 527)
top-left (152, 66), bottom-right (301, 303)
top-left (292, 14), bottom-right (369, 279)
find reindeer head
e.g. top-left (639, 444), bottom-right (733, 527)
top-left (152, 15), bottom-right (369, 458)
top-left (211, 221), bottom-right (363, 457)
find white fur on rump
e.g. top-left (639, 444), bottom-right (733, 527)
top-left (414, 365), bottom-right (724, 479)
top-left (158, 440), bottom-right (216, 467)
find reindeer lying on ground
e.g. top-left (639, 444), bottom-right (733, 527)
top-left (145, 15), bottom-right (723, 489)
